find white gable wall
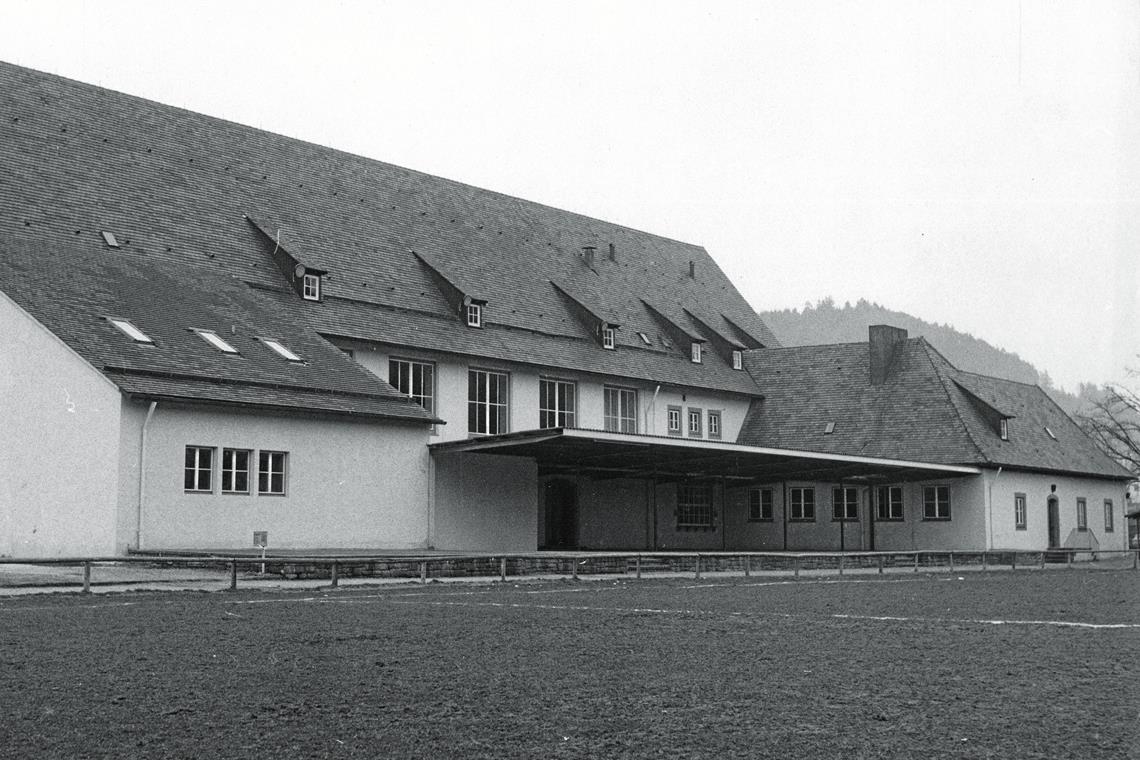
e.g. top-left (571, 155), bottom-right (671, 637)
top-left (985, 469), bottom-right (1127, 551)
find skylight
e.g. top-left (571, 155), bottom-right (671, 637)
top-left (637, 332), bottom-right (652, 346)
top-left (1045, 426), bottom-right (1057, 440)
top-left (108, 318), bottom-right (153, 343)
top-left (261, 338), bottom-right (302, 362)
top-left (194, 329), bottom-right (239, 354)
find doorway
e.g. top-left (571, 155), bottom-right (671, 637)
top-left (1047, 496), bottom-right (1060, 548)
top-left (543, 479), bottom-right (578, 550)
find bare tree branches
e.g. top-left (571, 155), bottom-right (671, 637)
top-left (1078, 380), bottom-right (1140, 476)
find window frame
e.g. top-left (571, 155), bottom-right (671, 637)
top-left (302, 273), bottom-right (321, 301)
top-left (389, 357), bottom-right (436, 415)
top-left (707, 410), bottom-right (722, 440)
top-left (687, 407), bottom-right (703, 438)
top-left (690, 342), bottom-right (702, 364)
top-left (108, 317), bottom-right (154, 344)
top-left (194, 329), bottom-right (240, 354)
top-left (832, 486), bottom-right (859, 522)
top-left (999, 418), bottom-right (1009, 441)
top-left (788, 487), bottom-right (816, 522)
top-left (257, 450), bottom-right (288, 496)
top-left (748, 488), bottom-right (774, 522)
top-left (539, 376), bottom-right (577, 429)
top-left (466, 302), bottom-right (483, 328)
top-left (1076, 497), bottom-right (1087, 532)
top-left (221, 448), bottom-right (252, 495)
top-left (261, 338), bottom-right (303, 362)
top-left (666, 405), bottom-right (682, 437)
top-left (1105, 499), bottom-right (1114, 532)
top-left (922, 485), bottom-right (952, 521)
top-left (601, 325), bottom-right (616, 350)
top-left (732, 350), bottom-right (743, 371)
top-left (875, 485), bottom-right (904, 522)
top-left (1014, 492), bottom-right (1027, 530)
top-left (603, 385), bottom-right (638, 434)
top-left (676, 482), bottom-right (715, 530)
top-left (468, 367), bottom-right (510, 435)
top-left (184, 446), bottom-right (215, 493)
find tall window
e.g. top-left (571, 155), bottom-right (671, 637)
top-left (1105, 499), bottom-right (1114, 532)
top-left (601, 326), bottom-right (616, 350)
top-left (468, 369), bottom-right (509, 435)
top-left (184, 446), bottom-right (214, 492)
top-left (789, 487), bottom-right (815, 522)
top-left (677, 483), bottom-right (714, 529)
top-left (708, 410), bottom-right (722, 440)
top-left (1014, 493), bottom-right (1027, 530)
top-left (922, 486), bottom-right (951, 520)
top-left (690, 342), bottom-right (702, 364)
top-left (539, 378), bottom-right (576, 428)
top-left (221, 448), bottom-right (251, 494)
top-left (732, 350), bottom-right (743, 370)
top-left (687, 407), bottom-right (703, 437)
top-left (466, 302), bottom-right (483, 327)
top-left (1076, 498), bottom-right (1087, 531)
top-left (748, 488), bottom-right (773, 521)
top-left (833, 487), bottom-right (859, 521)
top-left (667, 405), bottom-right (682, 436)
top-left (875, 485), bottom-right (904, 521)
top-left (258, 451), bottom-right (287, 495)
top-left (389, 358), bottom-right (434, 414)
top-left (603, 386), bottom-right (638, 434)
top-left (302, 273), bottom-right (321, 301)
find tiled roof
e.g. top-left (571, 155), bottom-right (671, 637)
top-left (0, 62), bottom-right (777, 398)
top-left (0, 238), bottom-right (435, 422)
top-left (738, 338), bottom-right (1131, 479)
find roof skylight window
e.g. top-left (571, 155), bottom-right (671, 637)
top-left (107, 318), bottom-right (153, 343)
top-left (101, 231), bottom-right (120, 249)
top-left (261, 338), bottom-right (303, 362)
top-left (637, 332), bottom-right (652, 346)
top-left (194, 329), bottom-right (239, 354)
top-left (1045, 426), bottom-right (1057, 440)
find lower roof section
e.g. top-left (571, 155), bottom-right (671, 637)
top-left (429, 428), bottom-right (982, 484)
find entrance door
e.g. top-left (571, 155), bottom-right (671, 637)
top-left (543, 480), bottom-right (578, 550)
top-left (1047, 496), bottom-right (1060, 548)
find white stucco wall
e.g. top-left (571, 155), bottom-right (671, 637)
top-left (432, 451), bottom-right (537, 551)
top-left (985, 470), bottom-right (1128, 551)
top-left (133, 406), bottom-right (432, 550)
top-left (0, 294), bottom-right (123, 557)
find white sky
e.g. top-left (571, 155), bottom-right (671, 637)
top-left (2, 0), bottom-right (1137, 390)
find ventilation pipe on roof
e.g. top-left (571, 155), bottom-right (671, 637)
top-left (869, 325), bottom-right (908, 384)
top-left (582, 246), bottom-right (596, 267)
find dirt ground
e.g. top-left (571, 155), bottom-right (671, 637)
top-left (1, 571), bottom-right (1138, 759)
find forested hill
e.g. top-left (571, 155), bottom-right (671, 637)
top-left (759, 298), bottom-right (1087, 413)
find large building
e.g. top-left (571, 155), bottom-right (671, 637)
top-left (0, 62), bottom-right (1131, 557)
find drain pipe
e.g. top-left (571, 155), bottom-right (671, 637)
top-left (648, 385), bottom-right (661, 435)
top-left (135, 401), bottom-right (158, 550)
top-left (985, 467), bottom-right (1003, 550)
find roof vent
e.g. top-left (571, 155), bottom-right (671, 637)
top-left (582, 246), bottom-right (596, 267)
top-left (101, 231), bottom-right (120, 248)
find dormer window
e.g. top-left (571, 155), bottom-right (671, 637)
top-left (732, 350), bottom-right (743, 370)
top-left (261, 338), bottom-right (303, 362)
top-left (108, 318), bottom-right (153, 344)
top-left (302, 273), bottom-right (321, 301)
top-left (602, 325), bottom-right (616, 350)
top-left (194, 329), bottom-right (239, 354)
top-left (1000, 418), bottom-right (1009, 440)
top-left (466, 302), bottom-right (483, 328)
top-left (691, 342), bottom-right (702, 364)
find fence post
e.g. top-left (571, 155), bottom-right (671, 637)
top-left (982, 552), bottom-right (988, 572)
top-left (572, 556), bottom-right (579, 580)
top-left (695, 554), bottom-right (701, 580)
top-left (82, 561), bottom-right (92, 594)
top-left (1011, 552), bottom-right (1017, 571)
top-left (914, 553), bottom-right (919, 573)
top-left (1067, 551), bottom-right (1073, 569)
top-left (330, 561), bottom-right (339, 588)
top-left (1040, 551), bottom-right (1046, 570)
top-left (948, 552), bottom-right (955, 573)
top-left (1134, 550), bottom-right (1138, 571)
top-left (794, 556), bottom-right (801, 579)
top-left (635, 555), bottom-right (642, 579)
top-left (420, 561), bottom-right (428, 583)
top-left (744, 555), bottom-right (751, 578)
top-left (229, 559), bottom-right (238, 591)
top-left (500, 557), bottom-right (507, 582)
top-left (838, 553), bottom-right (844, 576)
top-left (877, 555), bottom-right (884, 575)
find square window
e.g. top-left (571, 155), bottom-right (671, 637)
top-left (390, 358), bottom-right (435, 414)
top-left (687, 407), bottom-right (703, 437)
top-left (302, 273), bottom-right (321, 301)
top-left (677, 483), bottom-right (714, 529)
top-left (922, 485), bottom-right (951, 520)
top-left (1076, 497), bottom-right (1087, 531)
top-left (222, 448), bottom-right (251, 494)
top-left (184, 446), bottom-right (214, 492)
top-left (603, 386), bottom-right (638, 434)
top-left (466, 302), bottom-right (483, 328)
top-left (876, 485), bottom-right (904, 521)
top-left (539, 377), bottom-right (576, 428)
top-left (469, 368), bottom-right (509, 435)
top-left (748, 488), bottom-right (773, 522)
top-left (667, 405), bottom-right (682, 436)
top-left (258, 451), bottom-right (288, 495)
top-left (1105, 499), bottom-right (1114, 532)
top-left (1014, 493), bottom-right (1027, 530)
top-left (708, 410), bottom-right (722, 440)
top-left (832, 486), bottom-right (859, 521)
top-left (789, 487), bottom-right (815, 521)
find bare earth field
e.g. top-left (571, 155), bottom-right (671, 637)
top-left (2, 572), bottom-right (1139, 759)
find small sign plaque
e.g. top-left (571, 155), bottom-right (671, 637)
top-left (253, 531), bottom-right (268, 548)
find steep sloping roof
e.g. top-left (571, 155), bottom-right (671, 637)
top-left (0, 239), bottom-right (435, 422)
top-left (0, 62), bottom-right (776, 397)
top-left (739, 337), bottom-right (1130, 479)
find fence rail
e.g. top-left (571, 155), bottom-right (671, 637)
top-left (1, 549), bottom-right (1137, 593)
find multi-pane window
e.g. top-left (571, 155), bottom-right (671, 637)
top-left (875, 485), bottom-right (904, 521)
top-left (466, 302), bottom-right (482, 327)
top-left (539, 378), bottom-right (576, 428)
top-left (789, 487), bottom-right (815, 521)
top-left (302, 273), bottom-right (321, 301)
top-left (602, 326), bottom-right (616, 350)
top-left (690, 342), bottom-right (702, 364)
top-left (677, 483), bottom-right (714, 529)
top-left (832, 487), bottom-right (859, 521)
top-left (922, 485), bottom-right (951, 520)
top-left (258, 451), bottom-right (287, 495)
top-left (687, 408), bottom-right (703, 437)
top-left (732, 350), bottom-right (743, 370)
top-left (1014, 493), bottom-right (1027, 530)
top-left (667, 405), bottom-right (682, 436)
top-left (184, 446), bottom-right (214, 492)
top-left (748, 488), bottom-right (773, 521)
top-left (468, 369), bottom-right (509, 435)
top-left (1105, 499), bottom-right (1114, 532)
top-left (603, 386), bottom-right (638, 434)
top-left (1076, 498), bottom-right (1087, 531)
top-left (221, 448), bottom-right (251, 494)
top-left (707, 410), bottom-right (722, 440)
top-left (389, 358), bottom-right (434, 414)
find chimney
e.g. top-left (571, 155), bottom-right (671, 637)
top-left (582, 246), bottom-right (596, 267)
top-left (869, 325), bottom-right (908, 384)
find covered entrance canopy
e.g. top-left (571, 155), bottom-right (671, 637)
top-left (429, 428), bottom-right (982, 484)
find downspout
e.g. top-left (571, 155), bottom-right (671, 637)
top-left (985, 467), bottom-right (1002, 551)
top-left (781, 480), bottom-right (789, 551)
top-left (426, 448), bottom-right (436, 549)
top-left (648, 385), bottom-right (661, 435)
top-left (135, 401), bottom-right (158, 550)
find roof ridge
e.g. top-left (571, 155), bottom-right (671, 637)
top-left (915, 340), bottom-right (990, 464)
top-left (951, 365), bottom-right (1043, 390)
top-left (747, 340), bottom-right (870, 351)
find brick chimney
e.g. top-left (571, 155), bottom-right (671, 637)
top-left (869, 325), bottom-right (908, 384)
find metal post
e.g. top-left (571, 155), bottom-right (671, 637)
top-left (949, 552), bottom-right (955, 572)
top-left (82, 561), bottom-right (92, 594)
top-left (572, 556), bottom-right (579, 580)
top-left (982, 552), bottom-right (988, 571)
top-left (1134, 550), bottom-right (1138, 570)
top-left (330, 561), bottom-right (339, 588)
top-left (1011, 552), bottom-right (1017, 571)
top-left (500, 557), bottom-right (507, 582)
top-left (230, 560), bottom-right (238, 591)
top-left (420, 561), bottom-right (427, 583)
top-left (744, 555), bottom-right (751, 578)
top-left (877, 555), bottom-right (884, 575)
top-left (838, 553), bottom-right (844, 576)
top-left (635, 555), bottom-right (642, 579)
top-left (794, 556), bottom-right (800, 578)
top-left (1040, 551), bottom-right (1046, 570)
top-left (695, 554), bottom-right (701, 580)
top-left (1067, 551), bottom-right (1073, 569)
top-left (914, 553), bottom-right (919, 573)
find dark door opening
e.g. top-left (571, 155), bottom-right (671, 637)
top-left (1047, 496), bottom-right (1060, 549)
top-left (543, 479), bottom-right (578, 550)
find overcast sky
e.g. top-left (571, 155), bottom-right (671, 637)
top-left (2, 0), bottom-right (1137, 390)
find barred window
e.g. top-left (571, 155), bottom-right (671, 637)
top-left (603, 386), bottom-right (638, 434)
top-left (677, 483), bottom-right (714, 529)
top-left (832, 487), bottom-right (859, 521)
top-left (539, 378), bottom-right (576, 428)
top-left (922, 485), bottom-right (951, 520)
top-left (748, 488), bottom-right (773, 522)
top-left (1076, 498), bottom-right (1087, 531)
top-left (876, 485), bottom-right (904, 521)
top-left (390, 358), bottom-right (434, 414)
top-left (789, 487), bottom-right (815, 521)
top-left (1014, 493), bottom-right (1027, 530)
top-left (469, 369), bottom-right (509, 435)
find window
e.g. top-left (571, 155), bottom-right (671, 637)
top-left (195, 329), bottom-right (239, 354)
top-left (637, 332), bottom-right (652, 346)
top-left (603, 386), bottom-right (638, 433)
top-left (1105, 499), bottom-right (1114, 532)
top-left (302, 273), bottom-right (321, 301)
top-left (1045, 426), bottom-right (1057, 440)
top-left (922, 485), bottom-right (951, 520)
top-left (732, 350), bottom-right (743, 370)
top-left (601, 325), bottom-right (616, 350)
top-left (832, 487), bottom-right (859, 521)
top-left (468, 368), bottom-right (509, 435)
top-left (1014, 492), bottom-right (1027, 530)
top-left (1076, 498), bottom-right (1087, 531)
top-left (687, 407), bottom-right (703, 437)
top-left (677, 483), bottom-right (714, 529)
top-left (667, 405), bottom-right (682, 436)
top-left (748, 488), bottom-right (773, 522)
top-left (539, 378), bottom-right (576, 428)
top-left (691, 342), bottom-right (702, 364)
top-left (708, 410), bottom-right (722, 440)
top-left (261, 338), bottom-right (302, 362)
top-left (258, 451), bottom-right (287, 495)
top-left (108, 318), bottom-right (153, 344)
top-left (390, 358), bottom-right (434, 414)
top-left (466, 302), bottom-right (482, 328)
top-left (184, 446), bottom-right (214, 492)
top-left (999, 418), bottom-right (1009, 441)
top-left (875, 486), bottom-right (904, 521)
top-left (789, 487), bottom-right (815, 522)
top-left (221, 449), bottom-right (251, 494)
top-left (340, 347), bottom-right (355, 359)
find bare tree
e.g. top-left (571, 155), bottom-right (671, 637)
top-left (1078, 378), bottom-right (1140, 476)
